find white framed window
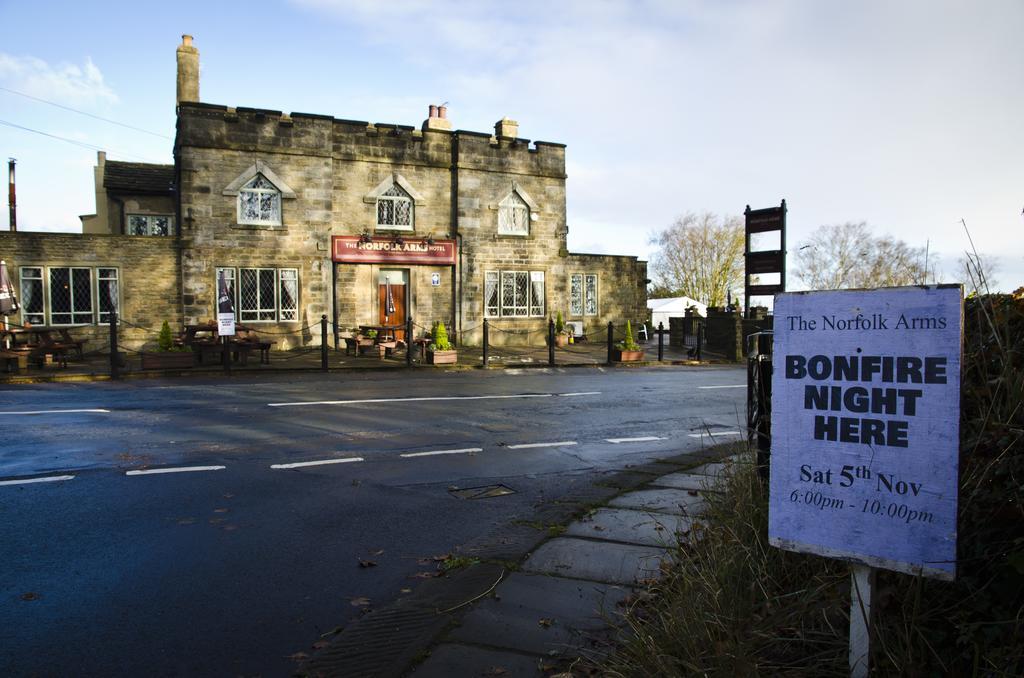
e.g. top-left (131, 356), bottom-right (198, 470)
top-left (376, 184), bottom-right (413, 231)
top-left (484, 270), bottom-right (545, 318)
top-left (498, 192), bottom-right (529, 236)
top-left (127, 214), bottom-right (173, 236)
top-left (238, 174), bottom-right (282, 226)
top-left (570, 274), bottom-right (599, 316)
top-left (215, 267), bottom-right (298, 323)
top-left (98, 268), bottom-right (120, 323)
top-left (49, 267), bottom-right (94, 325)
top-left (19, 267), bottom-right (44, 325)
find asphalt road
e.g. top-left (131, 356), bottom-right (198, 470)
top-left (0, 365), bottom-right (747, 676)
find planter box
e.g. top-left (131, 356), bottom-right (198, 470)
top-left (553, 334), bottom-right (569, 347)
top-left (427, 349), bottom-right (458, 365)
top-left (141, 351), bottom-right (195, 370)
top-left (612, 348), bottom-right (645, 362)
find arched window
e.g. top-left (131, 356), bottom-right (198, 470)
top-left (377, 183), bottom-right (413, 230)
top-left (238, 174), bottom-right (281, 226)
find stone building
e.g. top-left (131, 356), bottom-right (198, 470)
top-left (1, 35), bottom-right (647, 350)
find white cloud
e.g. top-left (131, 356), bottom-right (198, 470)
top-left (0, 53), bottom-right (118, 106)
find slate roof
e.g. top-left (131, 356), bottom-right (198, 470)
top-left (103, 161), bottom-right (175, 194)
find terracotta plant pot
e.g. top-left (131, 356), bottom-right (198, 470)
top-left (612, 348), bottom-right (645, 362)
top-left (427, 349), bottom-right (458, 365)
top-left (141, 351), bottom-right (195, 370)
top-left (554, 334), bottom-right (569, 347)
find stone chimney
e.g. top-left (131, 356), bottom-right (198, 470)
top-left (176, 34), bottom-right (200, 105)
top-left (422, 104), bottom-right (452, 131)
top-left (495, 117), bottom-right (519, 139)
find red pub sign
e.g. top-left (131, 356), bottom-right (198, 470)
top-left (331, 235), bottom-right (457, 265)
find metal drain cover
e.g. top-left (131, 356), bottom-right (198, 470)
top-left (449, 484), bottom-right (516, 499)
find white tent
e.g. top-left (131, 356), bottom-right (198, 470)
top-left (648, 296), bottom-right (707, 330)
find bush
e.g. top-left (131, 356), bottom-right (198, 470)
top-left (431, 321), bottom-right (453, 351)
top-left (617, 320), bottom-right (639, 351)
top-left (157, 321), bottom-right (174, 352)
top-left (555, 311), bottom-right (565, 335)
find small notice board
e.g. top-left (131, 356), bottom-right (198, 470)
top-left (769, 285), bottom-right (962, 580)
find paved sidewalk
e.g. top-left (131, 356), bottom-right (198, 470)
top-left (300, 448), bottom-right (744, 678)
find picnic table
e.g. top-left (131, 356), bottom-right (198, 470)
top-left (179, 323), bottom-right (275, 365)
top-left (0, 326), bottom-right (82, 370)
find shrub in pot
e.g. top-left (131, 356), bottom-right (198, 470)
top-left (612, 320), bottom-right (645, 362)
top-left (141, 321), bottom-right (195, 369)
top-left (427, 321), bottom-right (458, 365)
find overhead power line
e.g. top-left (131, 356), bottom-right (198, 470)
top-left (0, 85), bottom-right (172, 139)
top-left (0, 118), bottom-right (164, 163)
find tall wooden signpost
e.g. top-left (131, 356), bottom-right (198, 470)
top-left (769, 285), bottom-right (962, 676)
top-left (744, 200), bottom-right (787, 317)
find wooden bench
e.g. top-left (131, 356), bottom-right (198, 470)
top-left (55, 328), bottom-right (85, 359)
top-left (1, 349), bottom-right (29, 373)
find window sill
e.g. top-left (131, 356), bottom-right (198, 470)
top-left (374, 226), bottom-right (414, 233)
top-left (233, 222), bottom-right (286, 231)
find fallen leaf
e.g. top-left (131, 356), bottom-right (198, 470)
top-left (371, 549), bottom-right (384, 556)
top-left (222, 493), bottom-right (235, 499)
top-left (288, 652), bottom-right (309, 662)
top-left (592, 525), bottom-right (605, 531)
top-left (312, 640), bottom-right (330, 650)
top-left (350, 597), bottom-right (371, 606)
top-left (411, 571), bottom-right (439, 579)
top-left (400, 588), bottom-right (412, 594)
top-left (358, 559), bottom-right (377, 568)
top-left (538, 617), bottom-right (554, 628)
top-left (213, 508), bottom-right (229, 513)
top-left (484, 668), bottom-right (508, 676)
top-left (21, 592), bottom-right (40, 601)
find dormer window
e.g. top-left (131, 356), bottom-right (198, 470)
top-left (498, 192), bottom-right (529, 236)
top-left (222, 161), bottom-right (296, 229)
top-left (377, 184), bottom-right (413, 230)
top-left (238, 174), bottom-right (281, 226)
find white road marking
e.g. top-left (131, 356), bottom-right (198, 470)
top-left (0, 474), bottom-right (75, 486)
top-left (267, 392), bottom-right (601, 407)
top-left (126, 465), bottom-right (226, 476)
top-left (697, 385), bottom-right (746, 390)
top-left (400, 448), bottom-right (482, 458)
top-left (558, 391), bottom-right (602, 397)
top-left (0, 408), bottom-right (110, 415)
top-left (687, 431), bottom-right (743, 438)
top-left (270, 457), bottom-right (364, 469)
top-left (605, 436), bottom-right (666, 444)
top-left (507, 441), bottom-right (578, 450)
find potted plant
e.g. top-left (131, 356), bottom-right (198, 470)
top-left (612, 320), bottom-right (645, 362)
top-left (427, 321), bottom-right (458, 365)
top-left (141, 321), bottom-right (195, 369)
top-left (553, 311), bottom-right (570, 347)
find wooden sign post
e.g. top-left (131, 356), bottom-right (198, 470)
top-left (768, 286), bottom-right (962, 676)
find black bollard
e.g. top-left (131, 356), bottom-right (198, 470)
top-left (658, 321), bottom-right (664, 361)
top-left (482, 318), bottom-right (489, 367)
top-left (606, 321), bottom-right (613, 365)
top-left (548, 318), bottom-right (555, 366)
top-left (321, 315), bottom-right (329, 371)
top-left (109, 310), bottom-right (119, 380)
top-left (406, 317), bottom-right (413, 367)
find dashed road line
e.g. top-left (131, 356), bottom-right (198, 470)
top-left (507, 441), bottom-right (578, 450)
top-left (400, 448), bottom-right (482, 458)
top-left (0, 474), bottom-right (75, 486)
top-left (270, 457), bottom-right (364, 469)
top-left (267, 392), bottom-right (601, 407)
top-left (697, 385), bottom-right (746, 390)
top-left (126, 465), bottom-right (226, 476)
top-left (687, 430), bottom-right (743, 438)
top-left (0, 409), bottom-right (111, 415)
top-left (605, 436), bottom-right (665, 444)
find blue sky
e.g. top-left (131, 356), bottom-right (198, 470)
top-left (1, 0), bottom-right (1021, 290)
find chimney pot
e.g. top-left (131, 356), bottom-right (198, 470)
top-left (176, 34), bottom-right (200, 105)
top-left (438, 105), bottom-right (447, 119)
top-left (182, 34), bottom-right (193, 46)
top-left (429, 104), bottom-right (438, 118)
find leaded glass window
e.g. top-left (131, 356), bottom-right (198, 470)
top-left (377, 184), bottom-right (413, 230)
top-left (279, 269), bottom-right (298, 321)
top-left (50, 267), bottom-right (93, 325)
top-left (98, 268), bottom-right (119, 323)
top-left (570, 274), bottom-right (583, 316)
top-left (127, 214), bottom-right (172, 236)
top-left (498, 192), bottom-right (529, 236)
top-left (485, 270), bottom-right (545, 318)
top-left (20, 267), bottom-right (44, 325)
top-left (238, 174), bottom-right (282, 226)
top-left (240, 268), bottom-right (277, 321)
top-left (584, 275), bottom-right (598, 315)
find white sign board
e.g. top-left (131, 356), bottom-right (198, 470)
top-left (769, 286), bottom-right (962, 580)
top-left (217, 313), bottom-right (236, 337)
top-left (431, 272), bottom-right (441, 287)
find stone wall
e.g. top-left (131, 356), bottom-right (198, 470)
top-left (0, 232), bottom-right (180, 350)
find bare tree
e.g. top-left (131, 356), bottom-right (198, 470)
top-left (649, 212), bottom-right (744, 307)
top-left (795, 222), bottom-right (931, 290)
top-left (957, 252), bottom-right (999, 295)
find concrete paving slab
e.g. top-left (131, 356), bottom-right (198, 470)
top-left (523, 537), bottom-right (667, 585)
top-left (608, 488), bottom-right (708, 516)
top-left (565, 507), bottom-right (693, 547)
top-left (649, 472), bottom-right (721, 492)
top-left (411, 642), bottom-right (545, 677)
top-left (448, 572), bottom-right (631, 658)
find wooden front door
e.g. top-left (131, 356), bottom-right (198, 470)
top-left (378, 282), bottom-right (406, 341)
